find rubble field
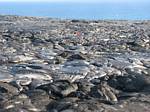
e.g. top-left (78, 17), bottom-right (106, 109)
top-left (0, 15), bottom-right (150, 112)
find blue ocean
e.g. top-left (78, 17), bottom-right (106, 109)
top-left (0, 2), bottom-right (150, 20)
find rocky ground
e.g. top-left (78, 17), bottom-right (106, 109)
top-left (0, 15), bottom-right (150, 112)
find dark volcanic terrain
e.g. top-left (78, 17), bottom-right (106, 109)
top-left (0, 15), bottom-right (150, 112)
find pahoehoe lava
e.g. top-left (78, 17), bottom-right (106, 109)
top-left (0, 15), bottom-right (150, 112)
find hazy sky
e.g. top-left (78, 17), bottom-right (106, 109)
top-left (0, 0), bottom-right (148, 3)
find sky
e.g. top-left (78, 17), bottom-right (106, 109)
top-left (0, 0), bottom-right (149, 3)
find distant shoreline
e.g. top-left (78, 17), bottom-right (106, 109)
top-left (0, 14), bottom-right (150, 21)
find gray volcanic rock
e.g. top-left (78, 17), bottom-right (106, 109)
top-left (108, 73), bottom-right (148, 92)
top-left (0, 15), bottom-right (150, 112)
top-left (0, 82), bottom-right (19, 96)
top-left (26, 89), bottom-right (51, 111)
top-left (37, 80), bottom-right (78, 98)
top-left (0, 69), bottom-right (14, 82)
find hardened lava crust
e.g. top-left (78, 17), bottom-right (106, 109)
top-left (0, 15), bottom-right (150, 112)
